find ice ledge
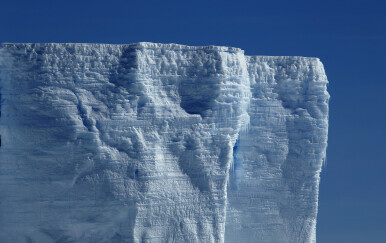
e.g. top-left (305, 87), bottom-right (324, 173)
top-left (1, 42), bottom-right (243, 54)
top-left (1, 42), bottom-right (325, 60)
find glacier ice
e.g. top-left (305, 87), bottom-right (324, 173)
top-left (0, 43), bottom-right (329, 243)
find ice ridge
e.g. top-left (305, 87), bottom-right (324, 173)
top-left (0, 43), bottom-right (329, 243)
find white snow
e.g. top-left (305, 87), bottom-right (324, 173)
top-left (0, 43), bottom-right (329, 243)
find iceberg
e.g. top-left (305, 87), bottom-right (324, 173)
top-left (0, 43), bottom-right (329, 243)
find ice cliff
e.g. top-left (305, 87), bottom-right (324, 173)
top-left (0, 43), bottom-right (329, 243)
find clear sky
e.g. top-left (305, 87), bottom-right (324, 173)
top-left (1, 0), bottom-right (385, 242)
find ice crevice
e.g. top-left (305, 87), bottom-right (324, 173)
top-left (0, 43), bottom-right (329, 243)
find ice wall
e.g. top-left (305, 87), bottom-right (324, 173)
top-left (225, 56), bottom-right (329, 243)
top-left (0, 43), bottom-right (329, 243)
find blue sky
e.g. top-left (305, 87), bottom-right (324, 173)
top-left (1, 0), bottom-right (385, 241)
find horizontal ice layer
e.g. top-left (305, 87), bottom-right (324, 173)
top-left (0, 43), bottom-right (329, 243)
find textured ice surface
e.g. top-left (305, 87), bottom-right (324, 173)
top-left (0, 43), bottom-right (329, 243)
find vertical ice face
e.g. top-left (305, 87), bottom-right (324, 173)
top-left (225, 56), bottom-right (329, 243)
top-left (0, 43), bottom-right (328, 243)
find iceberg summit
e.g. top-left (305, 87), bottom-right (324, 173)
top-left (0, 43), bottom-right (329, 243)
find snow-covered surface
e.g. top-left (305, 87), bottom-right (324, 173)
top-left (0, 43), bottom-right (329, 243)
